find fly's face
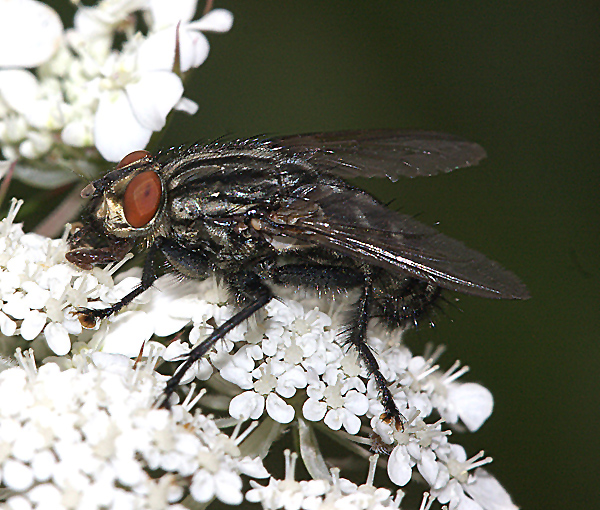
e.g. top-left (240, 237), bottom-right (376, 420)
top-left (82, 150), bottom-right (166, 237)
top-left (66, 150), bottom-right (166, 269)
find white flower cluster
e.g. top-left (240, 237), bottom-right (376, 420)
top-left (0, 198), bottom-right (139, 357)
top-left (0, 200), bottom-right (518, 509)
top-left (0, 0), bottom-right (232, 186)
top-left (0, 349), bottom-right (268, 509)
top-left (246, 450), bottom-right (403, 510)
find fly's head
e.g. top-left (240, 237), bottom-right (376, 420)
top-left (66, 150), bottom-right (167, 270)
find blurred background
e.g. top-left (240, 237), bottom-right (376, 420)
top-left (13, 2), bottom-right (600, 508)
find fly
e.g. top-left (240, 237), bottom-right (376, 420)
top-left (66, 130), bottom-right (530, 427)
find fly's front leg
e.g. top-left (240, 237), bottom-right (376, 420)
top-left (344, 269), bottom-right (404, 430)
top-left (160, 271), bottom-right (273, 408)
top-left (78, 241), bottom-right (162, 326)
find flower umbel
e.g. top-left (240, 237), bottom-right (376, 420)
top-left (0, 348), bottom-right (267, 508)
top-left (0, 199), bottom-right (518, 508)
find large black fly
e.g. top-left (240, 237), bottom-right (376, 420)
top-left (66, 130), bottom-right (529, 427)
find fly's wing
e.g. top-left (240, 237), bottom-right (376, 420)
top-left (266, 184), bottom-right (529, 299)
top-left (269, 130), bottom-right (487, 180)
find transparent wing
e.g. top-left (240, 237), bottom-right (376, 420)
top-left (269, 130), bottom-right (487, 180)
top-left (266, 184), bottom-right (529, 299)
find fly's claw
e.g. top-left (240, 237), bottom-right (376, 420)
top-left (380, 411), bottom-right (405, 432)
top-left (75, 307), bottom-right (114, 328)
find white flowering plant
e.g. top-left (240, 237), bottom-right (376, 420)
top-left (0, 1), bottom-right (520, 509)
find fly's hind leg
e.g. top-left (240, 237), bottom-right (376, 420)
top-left (275, 263), bottom-right (404, 428)
top-left (343, 270), bottom-right (404, 429)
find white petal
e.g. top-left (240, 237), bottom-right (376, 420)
top-left (21, 281), bottom-right (49, 310)
top-left (323, 408), bottom-right (343, 431)
top-left (417, 449), bottom-right (439, 487)
top-left (0, 0), bottom-right (63, 67)
top-left (266, 393), bottom-right (295, 424)
top-left (125, 71), bottom-right (183, 131)
top-left (72, 6), bottom-right (111, 38)
top-left (3, 295), bottom-right (29, 320)
top-left (237, 457), bottom-right (269, 479)
top-left (162, 339), bottom-right (190, 361)
top-left (464, 469), bottom-right (518, 510)
top-left (343, 390), bottom-right (369, 416)
top-left (44, 322), bottom-right (71, 355)
top-left (229, 391), bottom-right (265, 420)
top-left (0, 69), bottom-right (40, 114)
top-left (114, 457), bottom-right (145, 486)
top-left (91, 352), bottom-right (132, 373)
top-left (174, 96), bottom-right (199, 115)
top-left (19, 133), bottom-right (52, 158)
top-left (148, 0), bottom-right (197, 30)
top-left (102, 311), bottom-right (154, 356)
top-left (190, 470), bottom-right (215, 503)
top-left (457, 495), bottom-right (485, 510)
top-left (2, 459), bottom-right (34, 491)
top-left (0, 311), bottom-right (17, 336)
top-left (20, 310), bottom-right (46, 340)
top-left (178, 28), bottom-right (210, 72)
top-left (61, 119), bottom-right (94, 147)
top-left (28, 483), bottom-right (61, 505)
top-left (276, 366), bottom-right (307, 398)
top-left (448, 383), bottom-right (494, 432)
top-left (139, 25), bottom-right (210, 74)
top-left (302, 398), bottom-right (327, 422)
top-left (94, 90), bottom-right (152, 162)
top-left (214, 470), bottom-right (243, 505)
top-left (151, 311), bottom-right (191, 337)
top-left (387, 445), bottom-right (412, 487)
top-left (189, 9), bottom-right (234, 33)
top-left (341, 410), bottom-right (361, 435)
top-left (177, 360), bottom-right (201, 385)
top-left (220, 363), bottom-right (253, 390)
top-left (136, 27), bottom-right (178, 72)
top-left (0, 270), bottom-right (20, 295)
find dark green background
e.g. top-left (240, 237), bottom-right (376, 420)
top-left (32, 1), bottom-right (600, 508)
top-left (165, 3), bottom-right (596, 508)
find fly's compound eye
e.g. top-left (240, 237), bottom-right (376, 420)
top-left (116, 150), bottom-right (151, 169)
top-left (123, 171), bottom-right (162, 228)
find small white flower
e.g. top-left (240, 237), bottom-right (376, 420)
top-left (92, 44), bottom-right (186, 161)
top-left (304, 372), bottom-right (368, 434)
top-left (140, 6), bottom-right (233, 74)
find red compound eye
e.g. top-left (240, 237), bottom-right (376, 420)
top-left (116, 150), bottom-right (150, 169)
top-left (123, 171), bottom-right (162, 228)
